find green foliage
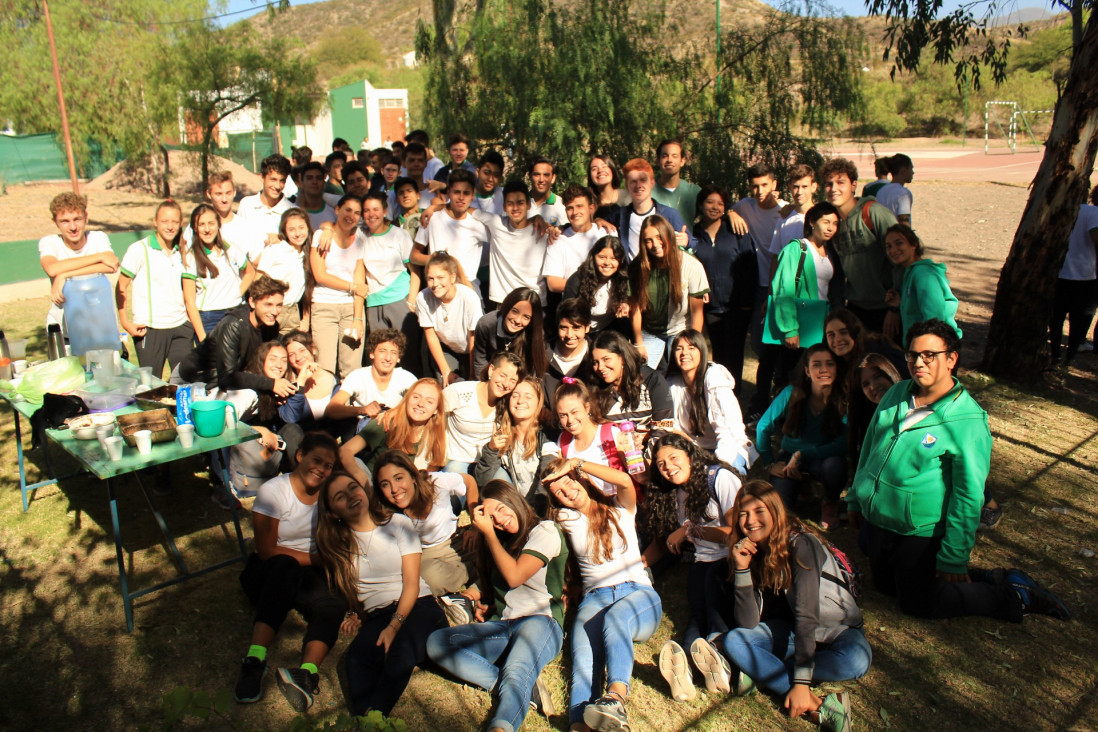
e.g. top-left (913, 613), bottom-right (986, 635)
top-left (1009, 20), bottom-right (1075, 89)
top-left (0, 0), bottom-right (206, 162)
top-left (314, 28), bottom-right (386, 82)
top-left (416, 0), bottom-right (864, 198)
top-left (151, 21), bottom-right (321, 183)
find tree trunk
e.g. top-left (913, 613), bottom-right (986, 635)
top-left (980, 11), bottom-right (1098, 381)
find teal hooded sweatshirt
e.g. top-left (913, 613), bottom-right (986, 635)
top-left (900, 259), bottom-right (961, 341)
top-left (847, 377), bottom-right (990, 575)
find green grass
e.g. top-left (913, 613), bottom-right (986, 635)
top-left (2, 295), bottom-right (1097, 731)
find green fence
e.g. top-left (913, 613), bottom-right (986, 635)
top-left (0, 133), bottom-right (117, 185)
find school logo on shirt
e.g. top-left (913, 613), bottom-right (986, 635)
top-left (921, 434), bottom-right (937, 448)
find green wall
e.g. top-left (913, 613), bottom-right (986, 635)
top-left (329, 81), bottom-right (369, 149)
top-left (0, 230), bottom-right (154, 287)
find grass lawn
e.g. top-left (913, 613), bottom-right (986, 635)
top-left (2, 295), bottom-right (1096, 731)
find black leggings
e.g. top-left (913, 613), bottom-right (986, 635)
top-left (707, 308), bottom-right (752, 396)
top-left (866, 524), bottom-right (1022, 622)
top-left (239, 553), bottom-right (345, 649)
top-left (346, 595), bottom-right (446, 716)
top-left (1049, 278), bottom-right (1097, 363)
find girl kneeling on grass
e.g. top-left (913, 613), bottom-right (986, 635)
top-left (233, 432), bottom-right (344, 713)
top-left (705, 480), bottom-right (871, 732)
top-left (317, 471), bottom-right (446, 717)
top-left (543, 456), bottom-right (659, 732)
top-left (427, 480), bottom-right (569, 732)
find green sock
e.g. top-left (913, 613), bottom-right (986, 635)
top-left (247, 645), bottom-right (267, 661)
top-left (300, 662), bottom-right (318, 675)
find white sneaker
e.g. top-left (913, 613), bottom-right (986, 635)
top-left (659, 640), bottom-right (696, 702)
top-left (689, 638), bottom-right (731, 694)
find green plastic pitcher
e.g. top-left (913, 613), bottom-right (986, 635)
top-left (191, 400), bottom-right (237, 438)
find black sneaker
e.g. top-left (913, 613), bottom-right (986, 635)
top-left (978, 504), bottom-right (1003, 530)
top-left (276, 666), bottom-right (319, 712)
top-left (582, 693), bottom-right (630, 732)
top-left (233, 656), bottom-right (267, 703)
top-left (1005, 569), bottom-right (1071, 620)
top-left (439, 592), bottom-right (476, 626)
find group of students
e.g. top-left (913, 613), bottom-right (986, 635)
top-left (36, 136), bottom-right (1074, 731)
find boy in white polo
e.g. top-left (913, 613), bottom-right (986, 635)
top-left (116, 200), bottom-right (194, 374)
top-left (38, 192), bottom-right (119, 329)
top-left (543, 184), bottom-right (607, 294)
top-left (237, 154), bottom-right (298, 258)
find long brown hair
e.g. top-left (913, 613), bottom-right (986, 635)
top-left (497, 287), bottom-right (548, 377)
top-left (495, 377), bottom-right (548, 461)
top-left (630, 214), bottom-right (683, 314)
top-left (183, 203), bottom-right (224, 278)
top-left (475, 480), bottom-right (540, 591)
top-left (245, 341), bottom-right (288, 423)
top-left (378, 378), bottom-right (447, 468)
top-left (726, 480), bottom-right (822, 592)
top-left (782, 344), bottom-right (846, 441)
top-left (544, 457), bottom-right (626, 566)
top-left (372, 450), bottom-right (437, 519)
top-left (316, 470), bottom-right (392, 613)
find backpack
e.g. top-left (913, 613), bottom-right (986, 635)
top-left (792, 529), bottom-right (863, 599)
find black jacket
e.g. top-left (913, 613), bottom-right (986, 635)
top-left (177, 303), bottom-right (279, 392)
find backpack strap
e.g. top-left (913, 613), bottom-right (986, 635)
top-left (705, 465), bottom-right (722, 505)
top-left (560, 430), bottom-right (572, 458)
top-left (860, 199), bottom-right (875, 234)
top-left (793, 240), bottom-right (808, 293)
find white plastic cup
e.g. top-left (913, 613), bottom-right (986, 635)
top-left (137, 366), bottom-right (153, 386)
top-left (12, 359), bottom-right (27, 375)
top-left (134, 429), bottom-right (153, 455)
top-left (95, 424), bottom-right (115, 451)
top-left (176, 424), bottom-right (195, 449)
top-left (104, 435), bottom-right (124, 461)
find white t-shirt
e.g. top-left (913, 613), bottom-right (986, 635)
top-left (254, 241), bottom-right (306, 306)
top-left (471, 189), bottom-right (504, 217)
top-left (667, 363), bottom-right (755, 473)
top-left (676, 467), bottom-right (742, 562)
top-left (362, 224), bottom-right (414, 307)
top-left (550, 341), bottom-right (588, 378)
top-left (810, 243), bottom-right (834, 299)
top-left (769, 212), bottom-right (806, 257)
top-left (119, 236), bottom-right (189, 329)
top-left (560, 423), bottom-right (625, 496)
top-left (310, 228), bottom-right (367, 305)
top-left (237, 194), bottom-right (298, 260)
top-left (875, 183), bottom-right (913, 220)
top-left (416, 283), bottom-right (483, 353)
top-left (252, 473), bottom-right (318, 555)
top-left (481, 215), bottom-right (548, 304)
top-left (625, 204), bottom-right (655, 261)
top-left (500, 521), bottom-right (565, 621)
top-left (1060, 204), bottom-right (1098, 280)
top-left (425, 156), bottom-right (445, 180)
top-left (304, 203), bottom-right (337, 231)
top-left (529, 193), bottom-right (567, 227)
top-left (407, 471), bottom-right (467, 548)
top-left (338, 366), bottom-right (417, 410)
top-left (182, 244), bottom-right (247, 312)
top-left (557, 504), bottom-right (651, 592)
top-left (443, 380), bottom-right (495, 463)
top-left (588, 282), bottom-right (616, 331)
top-left (733, 197), bottom-right (788, 287)
top-left (219, 214), bottom-right (253, 257)
top-left (38, 230), bottom-right (114, 327)
top-left (542, 226), bottom-right (607, 282)
top-left (353, 514), bottom-right (432, 612)
top-left (415, 210), bottom-right (489, 286)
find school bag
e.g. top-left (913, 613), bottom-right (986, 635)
top-left (791, 528), bottom-right (863, 600)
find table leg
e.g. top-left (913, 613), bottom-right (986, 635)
top-left (107, 477), bottom-right (135, 634)
top-left (133, 470), bottom-right (189, 575)
top-left (212, 448), bottom-right (248, 559)
top-left (11, 409), bottom-right (74, 512)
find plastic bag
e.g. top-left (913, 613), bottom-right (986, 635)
top-left (0, 356), bottom-right (87, 404)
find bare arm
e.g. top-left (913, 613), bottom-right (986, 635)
top-left (689, 295), bottom-right (706, 333)
top-left (544, 275), bottom-right (567, 293)
top-left (114, 273), bottom-right (146, 337)
top-left (410, 242), bottom-right (430, 267)
top-left (40, 250), bottom-right (119, 279)
top-left (424, 327), bottom-right (451, 382)
top-left (182, 278), bottom-right (207, 341)
top-left (376, 551), bottom-right (423, 652)
top-left (253, 512), bottom-right (312, 565)
top-left (238, 259), bottom-right (257, 295)
top-left (338, 436), bottom-right (372, 489)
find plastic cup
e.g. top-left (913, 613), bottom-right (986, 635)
top-left (8, 338), bottom-right (27, 359)
top-left (104, 435), bottom-right (124, 461)
top-left (12, 359), bottom-right (27, 375)
top-left (137, 366), bottom-right (153, 386)
top-left (95, 424), bottom-right (115, 451)
top-left (134, 429), bottom-right (153, 455)
top-left (176, 424), bottom-right (195, 449)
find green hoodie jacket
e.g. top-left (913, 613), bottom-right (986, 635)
top-left (900, 259), bottom-right (961, 341)
top-left (847, 378), bottom-right (991, 574)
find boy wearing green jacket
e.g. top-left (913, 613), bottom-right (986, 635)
top-left (848, 319), bottom-right (1068, 621)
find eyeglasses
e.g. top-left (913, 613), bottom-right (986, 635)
top-left (904, 350), bottom-right (950, 364)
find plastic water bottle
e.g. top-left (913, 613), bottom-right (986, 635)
top-left (615, 421), bottom-right (646, 475)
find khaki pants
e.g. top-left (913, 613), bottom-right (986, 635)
top-left (310, 301), bottom-right (363, 380)
top-left (420, 533), bottom-right (473, 595)
top-left (277, 301), bottom-right (302, 335)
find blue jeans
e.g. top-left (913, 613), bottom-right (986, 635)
top-left (719, 621), bottom-right (872, 695)
top-left (199, 307), bottom-right (232, 336)
top-left (640, 331), bottom-right (670, 371)
top-left (428, 616), bottom-right (563, 732)
top-left (569, 582), bottom-right (662, 724)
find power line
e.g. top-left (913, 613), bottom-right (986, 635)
top-left (87, 3), bottom-right (285, 26)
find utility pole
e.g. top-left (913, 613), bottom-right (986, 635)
top-left (43, 0), bottom-right (80, 194)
